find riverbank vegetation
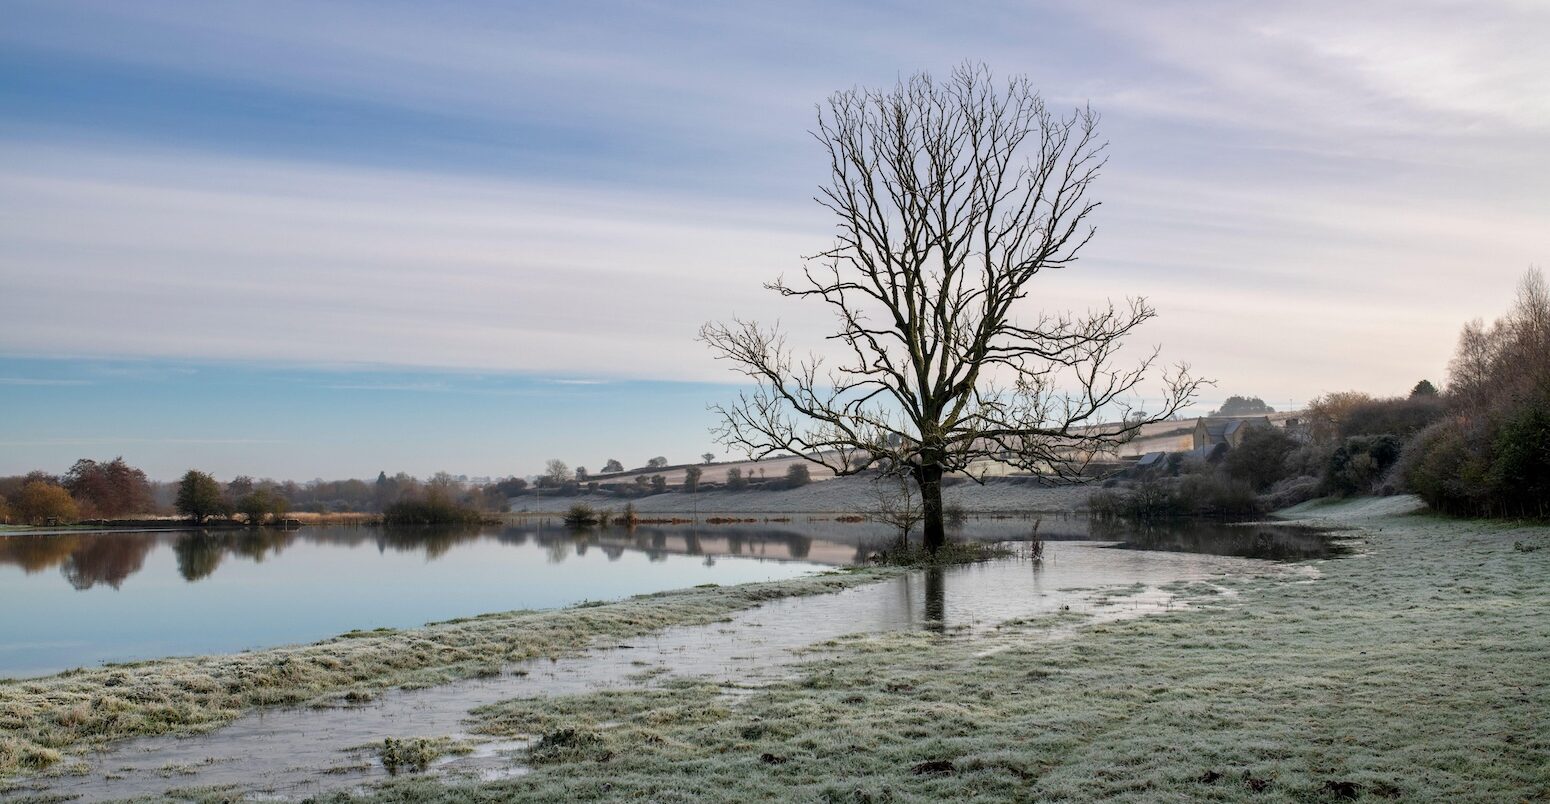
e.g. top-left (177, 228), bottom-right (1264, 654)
top-left (318, 498), bottom-right (1547, 802)
top-left (381, 489), bottom-right (486, 525)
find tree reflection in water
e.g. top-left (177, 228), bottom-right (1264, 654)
top-left (0, 522), bottom-right (837, 590)
top-left (173, 532), bottom-right (224, 581)
top-left (60, 532), bottom-right (156, 590)
top-left (1089, 518), bottom-right (1341, 560)
top-left (923, 565), bottom-right (945, 633)
top-left (0, 516), bottom-right (1336, 592)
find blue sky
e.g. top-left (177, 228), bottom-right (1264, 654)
top-left (1, 0), bottom-right (1545, 480)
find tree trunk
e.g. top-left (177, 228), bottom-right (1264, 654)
top-left (917, 463), bottom-right (945, 554)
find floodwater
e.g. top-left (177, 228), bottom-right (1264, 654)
top-left (0, 517), bottom-right (1334, 679)
top-left (0, 522), bottom-right (835, 679)
top-left (1, 518), bottom-right (1338, 802)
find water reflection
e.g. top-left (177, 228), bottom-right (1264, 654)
top-left (0, 523), bottom-right (834, 678)
top-left (0, 517), bottom-right (1340, 677)
top-left (1089, 518), bottom-right (1343, 560)
top-left (0, 523), bottom-right (834, 591)
top-left (61, 532), bottom-right (156, 590)
top-left (14, 539), bottom-right (1292, 804)
top-left (0, 517), bottom-right (1339, 593)
top-left (922, 565), bottom-right (945, 632)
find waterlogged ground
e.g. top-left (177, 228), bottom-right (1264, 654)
top-left (0, 522), bottom-right (839, 678)
top-left (0, 528), bottom-right (1314, 802)
top-left (0, 516), bottom-right (1329, 679)
top-left (318, 498), bottom-right (1547, 803)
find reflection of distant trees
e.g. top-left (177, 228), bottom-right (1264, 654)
top-left (1, 520), bottom-right (857, 591)
top-left (0, 534), bottom-right (82, 573)
top-left (493, 527), bottom-right (530, 547)
top-left (1088, 518), bottom-right (1335, 560)
top-left (377, 524), bottom-right (484, 559)
top-left (230, 529), bottom-right (298, 562)
top-left (174, 532), bottom-right (224, 581)
top-left (60, 533), bottom-right (157, 590)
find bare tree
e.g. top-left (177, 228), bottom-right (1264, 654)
top-left (701, 65), bottom-right (1201, 552)
top-left (868, 474), bottom-right (923, 545)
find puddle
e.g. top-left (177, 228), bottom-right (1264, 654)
top-left (8, 541), bottom-right (1297, 801)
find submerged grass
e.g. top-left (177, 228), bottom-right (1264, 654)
top-left (0, 566), bottom-right (902, 778)
top-left (377, 736), bottom-right (472, 775)
top-left (865, 539), bottom-right (1016, 566)
top-left (318, 498), bottom-right (1547, 802)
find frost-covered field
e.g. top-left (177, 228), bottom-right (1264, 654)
top-left (320, 497), bottom-right (1548, 802)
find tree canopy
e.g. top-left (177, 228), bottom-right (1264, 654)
top-left (175, 470), bottom-right (226, 523)
top-left (1210, 396), bottom-right (1274, 417)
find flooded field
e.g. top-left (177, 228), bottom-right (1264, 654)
top-left (0, 516), bottom-right (1343, 802)
top-left (0, 517), bottom-right (1335, 680)
top-left (0, 522), bottom-right (832, 679)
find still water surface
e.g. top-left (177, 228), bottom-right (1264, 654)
top-left (0, 522), bottom-right (833, 678)
top-left (12, 527), bottom-right (1339, 803)
top-left (0, 516), bottom-right (1335, 678)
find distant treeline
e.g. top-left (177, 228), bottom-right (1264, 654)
top-left (1, 456), bottom-right (819, 527)
top-left (0, 465), bottom-right (514, 526)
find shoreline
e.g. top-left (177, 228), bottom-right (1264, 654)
top-left (0, 566), bottom-right (906, 778)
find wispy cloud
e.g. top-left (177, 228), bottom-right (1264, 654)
top-left (0, 377), bottom-right (92, 386)
top-left (0, 0), bottom-right (1543, 412)
top-left (324, 382), bottom-right (455, 393)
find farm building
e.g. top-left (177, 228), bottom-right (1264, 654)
top-left (1192, 416), bottom-right (1273, 451)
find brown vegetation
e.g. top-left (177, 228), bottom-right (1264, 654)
top-left (1402, 269), bottom-right (1550, 517)
top-left (11, 481), bottom-right (79, 525)
top-left (62, 457), bottom-right (154, 518)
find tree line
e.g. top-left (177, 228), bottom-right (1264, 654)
top-left (1091, 269), bottom-right (1548, 520)
top-left (0, 463), bottom-right (517, 526)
